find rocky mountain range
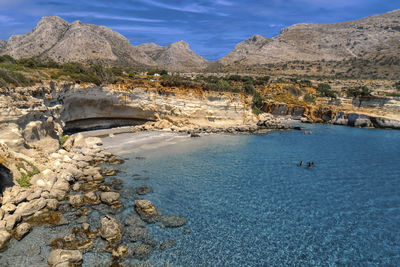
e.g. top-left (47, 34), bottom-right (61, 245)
top-left (219, 9), bottom-right (400, 66)
top-left (0, 16), bottom-right (207, 71)
top-left (1, 10), bottom-right (399, 73)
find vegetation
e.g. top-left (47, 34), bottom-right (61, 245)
top-left (394, 81), bottom-right (400, 90)
top-left (304, 93), bottom-right (315, 103)
top-left (316, 83), bottom-right (337, 98)
top-left (251, 91), bottom-right (263, 114)
top-left (346, 85), bottom-right (372, 98)
top-left (16, 160), bottom-right (40, 188)
top-left (147, 69), bottom-right (168, 76)
top-left (59, 135), bottom-right (70, 148)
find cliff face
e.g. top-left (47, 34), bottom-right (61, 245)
top-left (0, 82), bottom-right (255, 152)
top-left (219, 10), bottom-right (400, 66)
top-left (2, 17), bottom-right (207, 70)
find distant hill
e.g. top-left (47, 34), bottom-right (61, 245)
top-left (219, 9), bottom-right (400, 75)
top-left (1, 16), bottom-right (207, 71)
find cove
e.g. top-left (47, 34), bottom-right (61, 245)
top-left (114, 124), bottom-right (400, 266)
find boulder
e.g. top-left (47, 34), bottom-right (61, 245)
top-left (47, 249), bottom-right (82, 266)
top-left (159, 215), bottom-right (187, 228)
top-left (135, 185), bottom-right (153, 195)
top-left (133, 244), bottom-right (153, 259)
top-left (14, 197), bottom-right (47, 217)
top-left (69, 194), bottom-right (84, 208)
top-left (52, 178), bottom-right (71, 192)
top-left (2, 187), bottom-right (30, 205)
top-left (100, 192), bottom-right (120, 206)
top-left (2, 203), bottom-right (16, 213)
top-left (4, 214), bottom-right (21, 230)
top-left (0, 230), bottom-right (11, 250)
top-left (99, 215), bottom-right (122, 243)
top-left (112, 245), bottom-right (128, 258)
top-left (84, 191), bottom-right (99, 204)
top-left (134, 200), bottom-right (161, 223)
top-left (15, 222), bottom-right (32, 240)
top-left (47, 199), bottom-right (59, 210)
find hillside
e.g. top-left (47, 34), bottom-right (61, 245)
top-left (1, 16), bottom-right (207, 71)
top-left (218, 10), bottom-right (400, 77)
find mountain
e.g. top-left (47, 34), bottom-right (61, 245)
top-left (137, 41), bottom-right (208, 70)
top-left (219, 10), bottom-right (400, 66)
top-left (1, 16), bottom-right (207, 70)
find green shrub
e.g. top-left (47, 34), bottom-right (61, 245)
top-left (0, 68), bottom-right (33, 87)
top-left (346, 86), bottom-right (371, 98)
top-left (59, 135), bottom-right (69, 147)
top-left (243, 82), bottom-right (255, 94)
top-left (304, 93), bottom-right (315, 103)
top-left (228, 74), bottom-right (242, 81)
top-left (0, 55), bottom-right (16, 64)
top-left (252, 91), bottom-right (263, 114)
top-left (15, 161), bottom-right (39, 188)
top-left (316, 83), bottom-right (337, 98)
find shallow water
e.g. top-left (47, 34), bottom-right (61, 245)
top-left (117, 125), bottom-right (400, 266)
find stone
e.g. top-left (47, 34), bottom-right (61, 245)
top-left (133, 244), bottom-right (154, 260)
top-left (52, 178), bottom-right (70, 191)
top-left (99, 215), bottom-right (122, 244)
top-left (0, 230), bottom-right (11, 250)
top-left (15, 222), bottom-right (32, 240)
top-left (160, 240), bottom-right (177, 251)
top-left (4, 214), bottom-right (21, 230)
top-left (112, 245), bottom-right (128, 258)
top-left (134, 200), bottom-right (161, 223)
top-left (124, 215), bottom-right (146, 228)
top-left (59, 170), bottom-right (74, 182)
top-left (100, 191), bottom-right (120, 206)
top-left (72, 182), bottom-right (81, 191)
top-left (2, 202), bottom-right (16, 213)
top-left (159, 215), bottom-right (187, 228)
top-left (2, 187), bottom-right (29, 205)
top-left (47, 249), bottom-right (82, 266)
top-left (135, 185), bottom-right (153, 195)
top-left (127, 226), bottom-right (151, 242)
top-left (26, 188), bottom-right (42, 201)
top-left (0, 209), bottom-right (3, 220)
top-left (84, 191), bottom-right (99, 204)
top-left (47, 199), bottom-right (59, 210)
top-left (14, 197), bottom-right (47, 217)
top-left (69, 194), bottom-right (84, 208)
top-left (81, 223), bottom-right (90, 232)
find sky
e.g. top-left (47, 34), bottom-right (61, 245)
top-left (0, 0), bottom-right (399, 60)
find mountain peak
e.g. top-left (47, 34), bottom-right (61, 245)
top-left (170, 40), bottom-right (190, 49)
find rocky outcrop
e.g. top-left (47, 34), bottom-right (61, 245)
top-left (134, 200), bottom-right (161, 223)
top-left (99, 215), bottom-right (122, 244)
top-left (219, 10), bottom-right (400, 65)
top-left (2, 16), bottom-right (207, 70)
top-left (47, 249), bottom-right (82, 266)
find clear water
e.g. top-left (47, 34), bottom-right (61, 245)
top-left (117, 125), bottom-right (400, 266)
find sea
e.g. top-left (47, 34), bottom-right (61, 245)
top-left (116, 124), bottom-right (400, 266)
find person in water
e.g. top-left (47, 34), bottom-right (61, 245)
top-left (299, 161), bottom-right (303, 166)
top-left (307, 162), bottom-right (312, 168)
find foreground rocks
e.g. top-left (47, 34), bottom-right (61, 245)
top-left (47, 249), bottom-right (82, 266)
top-left (134, 200), bottom-right (161, 223)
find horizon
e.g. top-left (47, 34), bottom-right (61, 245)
top-left (0, 1), bottom-right (399, 60)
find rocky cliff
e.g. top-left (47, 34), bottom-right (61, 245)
top-left (0, 82), bottom-right (256, 153)
top-left (1, 16), bottom-right (207, 71)
top-left (219, 10), bottom-right (400, 66)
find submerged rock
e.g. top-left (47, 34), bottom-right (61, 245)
top-left (15, 222), bottom-right (32, 240)
top-left (47, 249), bottom-right (82, 266)
top-left (100, 192), bottom-right (120, 206)
top-left (99, 215), bottom-right (122, 244)
top-left (160, 240), bottom-right (177, 251)
top-left (135, 185), bottom-right (153, 195)
top-left (159, 215), bottom-right (187, 228)
top-left (133, 244), bottom-right (154, 260)
top-left (112, 245), bottom-right (129, 258)
top-left (134, 200), bottom-right (161, 223)
top-left (69, 194), bottom-right (84, 208)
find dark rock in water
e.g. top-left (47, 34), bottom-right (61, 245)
top-left (135, 156), bottom-right (146, 160)
top-left (133, 244), bottom-right (154, 259)
top-left (190, 133), bottom-right (200, 138)
top-left (160, 240), bottom-right (177, 251)
top-left (134, 200), bottom-right (161, 223)
top-left (15, 222), bottom-right (32, 240)
top-left (135, 185), bottom-right (153, 195)
top-left (124, 215), bottom-right (146, 228)
top-left (133, 176), bottom-right (150, 181)
top-left (126, 226), bottom-right (151, 242)
top-left (102, 169), bottom-right (120, 176)
top-left (160, 215), bottom-right (187, 228)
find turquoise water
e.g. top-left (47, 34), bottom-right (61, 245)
top-left (118, 125), bottom-right (400, 266)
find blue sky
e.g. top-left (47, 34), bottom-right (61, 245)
top-left (0, 0), bottom-right (398, 60)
